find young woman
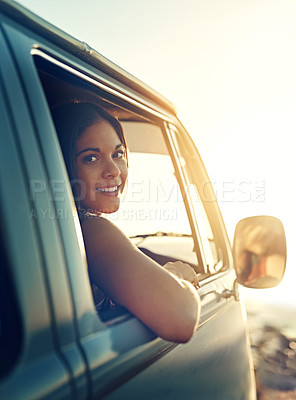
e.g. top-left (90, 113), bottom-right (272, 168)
top-left (53, 102), bottom-right (200, 343)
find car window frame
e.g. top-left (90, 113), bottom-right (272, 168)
top-left (30, 48), bottom-right (209, 275)
top-left (167, 122), bottom-right (233, 275)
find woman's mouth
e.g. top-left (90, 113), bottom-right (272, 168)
top-left (95, 185), bottom-right (120, 196)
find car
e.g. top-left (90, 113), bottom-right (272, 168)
top-left (0, 1), bottom-right (287, 399)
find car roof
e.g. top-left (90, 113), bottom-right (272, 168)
top-left (0, 0), bottom-right (177, 115)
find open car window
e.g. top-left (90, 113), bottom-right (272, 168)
top-left (34, 54), bottom-right (206, 322)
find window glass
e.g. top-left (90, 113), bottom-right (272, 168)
top-left (170, 129), bottom-right (224, 274)
top-left (187, 183), bottom-right (221, 271)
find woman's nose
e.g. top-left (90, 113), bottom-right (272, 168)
top-left (102, 158), bottom-right (120, 178)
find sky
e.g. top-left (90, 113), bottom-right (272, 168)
top-left (16, 0), bottom-right (296, 307)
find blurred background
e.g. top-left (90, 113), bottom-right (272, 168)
top-left (16, 0), bottom-right (296, 396)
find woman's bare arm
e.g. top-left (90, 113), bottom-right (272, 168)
top-left (81, 217), bottom-right (200, 343)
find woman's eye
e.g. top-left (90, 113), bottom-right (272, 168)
top-left (83, 154), bottom-right (98, 163)
top-left (113, 150), bottom-right (125, 159)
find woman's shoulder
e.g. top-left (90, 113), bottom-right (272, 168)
top-left (79, 210), bottom-right (138, 272)
top-left (79, 209), bottom-right (131, 249)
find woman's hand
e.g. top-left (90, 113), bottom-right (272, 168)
top-left (163, 261), bottom-right (200, 289)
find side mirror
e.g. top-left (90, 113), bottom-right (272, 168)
top-left (233, 216), bottom-right (286, 289)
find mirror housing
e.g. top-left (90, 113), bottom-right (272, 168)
top-left (233, 216), bottom-right (286, 289)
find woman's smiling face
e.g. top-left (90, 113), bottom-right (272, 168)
top-left (75, 120), bottom-right (128, 214)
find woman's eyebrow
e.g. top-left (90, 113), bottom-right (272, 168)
top-left (76, 144), bottom-right (124, 157)
top-left (76, 147), bottom-right (100, 157)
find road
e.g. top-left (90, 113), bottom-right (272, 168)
top-left (242, 288), bottom-right (296, 399)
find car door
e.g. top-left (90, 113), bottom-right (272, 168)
top-left (1, 8), bottom-right (256, 399)
top-left (0, 25), bottom-right (83, 399)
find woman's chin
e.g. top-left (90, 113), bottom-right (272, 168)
top-left (95, 202), bottom-right (120, 214)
